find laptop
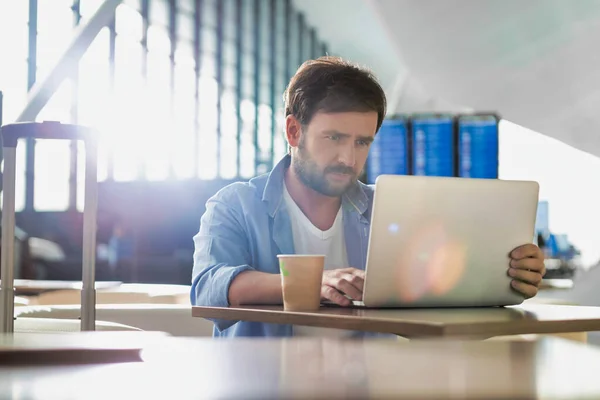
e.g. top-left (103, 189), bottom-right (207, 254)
top-left (351, 174), bottom-right (539, 308)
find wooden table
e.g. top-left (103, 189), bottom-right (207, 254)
top-left (1, 335), bottom-right (600, 398)
top-left (4, 279), bottom-right (122, 295)
top-left (192, 302), bottom-right (600, 339)
top-left (32, 283), bottom-right (190, 305)
top-left (0, 331), bottom-right (163, 365)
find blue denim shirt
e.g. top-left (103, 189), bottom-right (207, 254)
top-left (191, 154), bottom-right (386, 338)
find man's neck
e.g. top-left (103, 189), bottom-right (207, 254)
top-left (284, 167), bottom-right (342, 231)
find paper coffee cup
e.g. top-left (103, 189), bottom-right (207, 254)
top-left (278, 255), bottom-right (325, 311)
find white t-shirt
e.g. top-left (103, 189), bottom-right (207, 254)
top-left (283, 183), bottom-right (353, 337)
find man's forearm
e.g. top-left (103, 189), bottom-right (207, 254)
top-left (228, 271), bottom-right (282, 306)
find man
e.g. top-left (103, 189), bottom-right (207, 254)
top-left (191, 56), bottom-right (546, 337)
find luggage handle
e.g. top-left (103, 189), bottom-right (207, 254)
top-left (1, 120), bottom-right (94, 147)
top-left (0, 121), bottom-right (98, 334)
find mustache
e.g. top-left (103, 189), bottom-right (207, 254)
top-left (325, 165), bottom-right (355, 175)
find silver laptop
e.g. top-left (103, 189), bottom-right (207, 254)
top-left (356, 174), bottom-right (539, 308)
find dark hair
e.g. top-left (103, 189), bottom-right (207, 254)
top-left (284, 56), bottom-right (387, 132)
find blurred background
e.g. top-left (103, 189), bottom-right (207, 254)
top-left (0, 0), bottom-right (598, 304)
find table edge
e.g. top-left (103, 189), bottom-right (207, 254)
top-left (192, 305), bottom-right (600, 338)
top-left (191, 306), bottom-right (445, 336)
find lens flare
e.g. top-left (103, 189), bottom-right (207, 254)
top-left (395, 222), bottom-right (467, 301)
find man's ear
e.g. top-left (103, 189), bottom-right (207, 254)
top-left (285, 115), bottom-right (302, 148)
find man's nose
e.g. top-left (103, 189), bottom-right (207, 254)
top-left (338, 144), bottom-right (356, 167)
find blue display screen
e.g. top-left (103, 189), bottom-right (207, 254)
top-left (535, 200), bottom-right (549, 234)
top-left (366, 118), bottom-right (408, 184)
top-left (458, 116), bottom-right (498, 179)
top-left (411, 116), bottom-right (454, 177)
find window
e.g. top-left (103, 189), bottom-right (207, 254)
top-left (35, 0), bottom-right (74, 211)
top-left (36, 0), bottom-right (73, 82)
top-left (173, 43), bottom-right (196, 180)
top-left (0, 141), bottom-right (27, 213)
top-left (0, 0), bottom-right (29, 211)
top-left (499, 120), bottom-right (600, 268)
top-left (144, 24), bottom-right (172, 181)
top-left (78, 27), bottom-right (111, 185)
top-left (2, 0), bottom-right (330, 212)
top-left (35, 80), bottom-right (72, 211)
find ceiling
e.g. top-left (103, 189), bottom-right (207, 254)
top-left (294, 0), bottom-right (600, 158)
top-left (291, 0), bottom-right (403, 92)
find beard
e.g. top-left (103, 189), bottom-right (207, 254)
top-left (293, 139), bottom-right (357, 197)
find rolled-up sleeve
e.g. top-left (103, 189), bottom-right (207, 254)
top-left (190, 188), bottom-right (254, 332)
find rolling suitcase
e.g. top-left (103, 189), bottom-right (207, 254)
top-left (0, 121), bottom-right (98, 333)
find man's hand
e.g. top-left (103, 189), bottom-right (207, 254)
top-left (321, 268), bottom-right (365, 306)
top-left (508, 243), bottom-right (546, 298)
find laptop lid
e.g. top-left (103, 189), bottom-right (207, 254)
top-left (362, 174), bottom-right (539, 308)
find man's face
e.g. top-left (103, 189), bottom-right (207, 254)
top-left (289, 111), bottom-right (378, 197)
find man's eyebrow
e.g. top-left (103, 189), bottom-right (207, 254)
top-left (358, 136), bottom-right (375, 143)
top-left (323, 130), bottom-right (374, 142)
top-left (322, 130), bottom-right (350, 137)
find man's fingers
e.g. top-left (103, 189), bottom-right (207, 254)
top-left (322, 275), bottom-right (362, 301)
top-left (341, 273), bottom-right (364, 291)
top-left (333, 277), bottom-right (363, 301)
top-left (510, 279), bottom-right (538, 299)
top-left (321, 285), bottom-right (351, 306)
top-left (339, 268), bottom-right (365, 280)
top-left (510, 244), bottom-right (543, 260)
top-left (510, 257), bottom-right (546, 274)
top-left (508, 268), bottom-right (543, 286)
top-left (323, 271), bottom-right (364, 300)
top-left (320, 268), bottom-right (366, 305)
